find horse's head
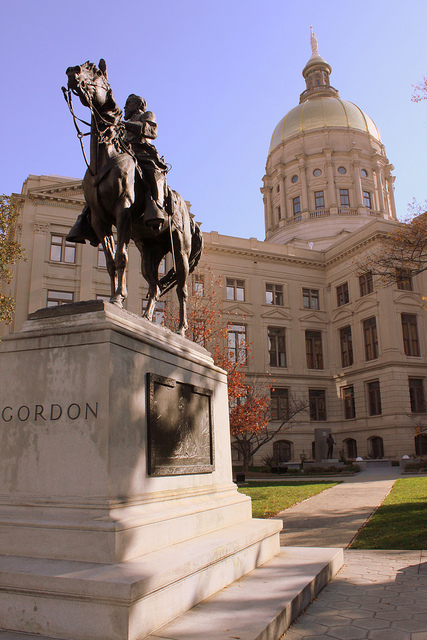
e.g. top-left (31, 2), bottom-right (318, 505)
top-left (66, 59), bottom-right (110, 110)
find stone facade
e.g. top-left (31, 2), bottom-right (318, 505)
top-left (3, 43), bottom-right (427, 465)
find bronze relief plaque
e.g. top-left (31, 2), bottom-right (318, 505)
top-left (147, 373), bottom-right (214, 476)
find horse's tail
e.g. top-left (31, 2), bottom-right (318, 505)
top-left (188, 217), bottom-right (204, 274)
top-left (159, 218), bottom-right (204, 296)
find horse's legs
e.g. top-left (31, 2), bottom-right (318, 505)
top-left (90, 215), bottom-right (117, 298)
top-left (102, 235), bottom-right (117, 297)
top-left (136, 241), bottom-right (163, 322)
top-left (110, 199), bottom-right (132, 306)
top-left (174, 233), bottom-right (190, 336)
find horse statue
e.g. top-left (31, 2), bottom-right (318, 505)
top-left (63, 59), bottom-right (203, 335)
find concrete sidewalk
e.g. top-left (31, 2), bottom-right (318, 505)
top-left (275, 467), bottom-right (400, 547)
top-left (280, 469), bottom-right (427, 640)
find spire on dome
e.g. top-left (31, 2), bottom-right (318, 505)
top-left (310, 26), bottom-right (319, 57)
top-left (299, 28), bottom-right (339, 103)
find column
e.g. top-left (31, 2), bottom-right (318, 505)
top-left (375, 164), bottom-right (385, 213)
top-left (298, 156), bottom-right (308, 213)
top-left (28, 221), bottom-right (49, 313)
top-left (325, 154), bottom-right (336, 209)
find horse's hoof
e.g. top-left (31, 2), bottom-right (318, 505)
top-left (109, 294), bottom-right (124, 308)
top-left (177, 327), bottom-right (187, 337)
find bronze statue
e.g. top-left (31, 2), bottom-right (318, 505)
top-left (63, 59), bottom-right (202, 335)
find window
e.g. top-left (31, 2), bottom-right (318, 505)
top-left (396, 270), bottom-right (413, 291)
top-left (142, 299), bottom-right (165, 325)
top-left (192, 319), bottom-right (206, 346)
top-left (276, 205), bottom-right (282, 220)
top-left (338, 167), bottom-right (347, 175)
top-left (309, 389), bottom-right (326, 421)
top-left (339, 189), bottom-right (350, 207)
top-left (291, 174), bottom-right (298, 183)
top-left (268, 327), bottom-right (286, 367)
top-left (270, 388), bottom-right (289, 421)
top-left (361, 169), bottom-right (368, 178)
top-left (415, 434), bottom-right (427, 456)
top-left (368, 436), bottom-right (384, 458)
top-left (193, 274), bottom-right (204, 297)
top-left (363, 191), bottom-right (372, 208)
top-left (273, 440), bottom-right (292, 462)
top-left (313, 169), bottom-right (322, 177)
top-left (266, 283), bottom-right (283, 306)
top-left (306, 331), bottom-right (323, 369)
top-left (336, 282), bottom-right (349, 306)
top-left (292, 196), bottom-right (301, 216)
top-left (46, 290), bottom-right (74, 307)
top-left (363, 317), bottom-right (379, 361)
top-left (228, 324), bottom-right (247, 364)
top-left (314, 190), bottom-right (325, 209)
top-left (340, 326), bottom-right (353, 367)
top-left (367, 381), bottom-right (382, 416)
top-left (409, 378), bottom-right (426, 413)
top-left (50, 235), bottom-right (76, 263)
top-left (342, 386), bottom-right (356, 419)
top-left (344, 438), bottom-right (358, 459)
top-left (158, 257), bottom-right (166, 276)
top-left (402, 314), bottom-right (420, 356)
top-left (359, 272), bottom-right (373, 297)
top-left (303, 288), bottom-right (319, 310)
top-left (96, 294), bottom-right (110, 302)
top-left (226, 278), bottom-right (245, 301)
top-left (97, 246), bottom-right (107, 268)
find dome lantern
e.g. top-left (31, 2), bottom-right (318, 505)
top-left (299, 27), bottom-right (339, 103)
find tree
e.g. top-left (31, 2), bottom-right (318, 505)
top-left (230, 386), bottom-right (309, 472)
top-left (0, 195), bottom-right (26, 325)
top-left (358, 201), bottom-right (427, 287)
top-left (164, 268), bottom-right (309, 471)
top-left (412, 77), bottom-right (427, 102)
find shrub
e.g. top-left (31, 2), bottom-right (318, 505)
top-left (343, 463), bottom-right (361, 473)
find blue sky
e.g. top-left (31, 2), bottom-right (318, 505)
top-left (2, 0), bottom-right (426, 239)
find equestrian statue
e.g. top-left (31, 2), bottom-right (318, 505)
top-left (63, 59), bottom-right (203, 336)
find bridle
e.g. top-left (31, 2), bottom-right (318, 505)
top-left (62, 69), bottom-right (126, 175)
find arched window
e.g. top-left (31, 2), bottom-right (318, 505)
top-left (273, 440), bottom-right (293, 462)
top-left (368, 436), bottom-right (384, 459)
top-left (344, 438), bottom-right (357, 459)
top-left (415, 434), bottom-right (427, 456)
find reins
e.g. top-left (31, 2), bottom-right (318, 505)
top-left (62, 86), bottom-right (93, 173)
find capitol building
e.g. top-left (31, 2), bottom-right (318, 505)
top-left (5, 37), bottom-right (427, 464)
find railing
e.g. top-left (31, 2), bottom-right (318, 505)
top-left (338, 208), bottom-right (359, 216)
top-left (278, 208), bottom-right (383, 228)
top-left (285, 214), bottom-right (302, 225)
top-left (309, 208), bottom-right (330, 219)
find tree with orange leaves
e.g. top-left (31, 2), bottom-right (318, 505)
top-left (164, 268), bottom-right (309, 472)
top-left (358, 200), bottom-right (427, 287)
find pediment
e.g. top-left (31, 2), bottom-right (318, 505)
top-left (331, 307), bottom-right (353, 323)
top-left (223, 304), bottom-right (254, 318)
top-left (29, 180), bottom-right (84, 203)
top-left (261, 307), bottom-right (292, 321)
top-left (353, 296), bottom-right (379, 314)
top-left (394, 291), bottom-right (421, 306)
top-left (299, 311), bottom-right (328, 325)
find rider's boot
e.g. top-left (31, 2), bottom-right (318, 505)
top-left (67, 205), bottom-right (100, 246)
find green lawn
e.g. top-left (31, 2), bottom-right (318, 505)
top-left (237, 481), bottom-right (338, 518)
top-left (351, 477), bottom-right (427, 550)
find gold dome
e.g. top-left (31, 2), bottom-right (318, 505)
top-left (270, 96), bottom-right (381, 153)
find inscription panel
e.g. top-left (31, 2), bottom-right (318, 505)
top-left (147, 373), bottom-right (214, 476)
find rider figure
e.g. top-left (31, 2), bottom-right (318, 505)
top-left (67, 94), bottom-right (169, 245)
top-left (123, 94), bottom-right (168, 217)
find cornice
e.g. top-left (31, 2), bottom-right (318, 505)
top-left (324, 230), bottom-right (389, 267)
top-left (204, 242), bottom-right (324, 268)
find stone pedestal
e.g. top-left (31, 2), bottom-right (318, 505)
top-left (0, 302), bottom-right (281, 640)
